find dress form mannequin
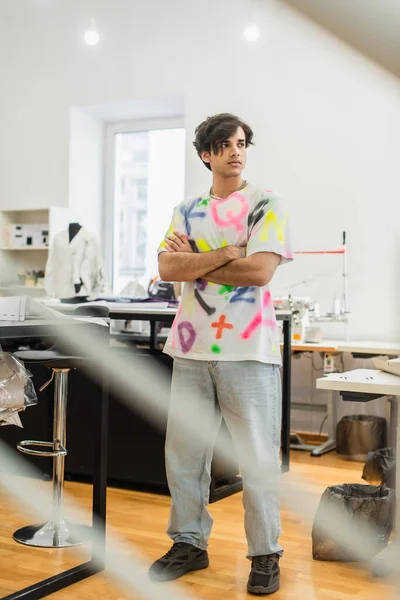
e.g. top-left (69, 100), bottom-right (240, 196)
top-left (68, 223), bottom-right (84, 296)
top-left (68, 222), bottom-right (82, 243)
top-left (45, 224), bottom-right (109, 301)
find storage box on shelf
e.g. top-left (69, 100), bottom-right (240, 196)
top-left (0, 207), bottom-right (69, 297)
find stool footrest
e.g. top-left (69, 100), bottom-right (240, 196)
top-left (17, 440), bottom-right (67, 457)
top-left (13, 520), bottom-right (92, 548)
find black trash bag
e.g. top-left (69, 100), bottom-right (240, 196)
top-left (312, 484), bottom-right (394, 561)
top-left (336, 415), bottom-right (387, 461)
top-left (362, 448), bottom-right (396, 490)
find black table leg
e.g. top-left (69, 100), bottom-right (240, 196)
top-left (281, 318), bottom-right (292, 473)
top-left (1, 378), bottom-right (109, 600)
top-left (209, 476), bottom-right (243, 503)
top-left (150, 322), bottom-right (158, 349)
top-left (91, 376), bottom-right (109, 569)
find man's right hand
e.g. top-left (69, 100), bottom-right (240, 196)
top-left (158, 241), bottom-right (246, 283)
top-left (165, 232), bottom-right (193, 253)
top-left (165, 235), bottom-right (245, 260)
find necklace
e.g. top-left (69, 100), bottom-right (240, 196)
top-left (210, 180), bottom-right (247, 200)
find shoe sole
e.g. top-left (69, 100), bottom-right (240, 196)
top-left (247, 580), bottom-right (280, 595)
top-left (150, 556), bottom-right (210, 582)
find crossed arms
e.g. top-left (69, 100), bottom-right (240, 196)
top-left (158, 232), bottom-right (281, 287)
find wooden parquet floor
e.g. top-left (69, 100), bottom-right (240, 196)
top-left (0, 451), bottom-right (395, 599)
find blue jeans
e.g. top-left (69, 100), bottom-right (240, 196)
top-left (165, 358), bottom-right (283, 558)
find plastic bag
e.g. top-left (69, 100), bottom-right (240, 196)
top-left (312, 484), bottom-right (394, 561)
top-left (362, 448), bottom-right (396, 490)
top-left (0, 410), bottom-right (22, 427)
top-left (0, 352), bottom-right (38, 426)
top-left (336, 415), bottom-right (387, 461)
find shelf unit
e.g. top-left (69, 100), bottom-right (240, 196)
top-left (0, 207), bottom-right (69, 297)
top-left (0, 247), bottom-right (49, 251)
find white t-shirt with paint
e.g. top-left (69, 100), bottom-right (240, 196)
top-left (158, 184), bottom-right (293, 365)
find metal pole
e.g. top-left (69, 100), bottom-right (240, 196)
top-left (342, 231), bottom-right (349, 341)
top-left (52, 370), bottom-right (69, 526)
top-left (92, 374), bottom-right (109, 569)
top-left (281, 317), bottom-right (292, 472)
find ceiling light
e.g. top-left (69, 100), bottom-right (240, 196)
top-left (244, 25), bottom-right (260, 42)
top-left (84, 20), bottom-right (100, 46)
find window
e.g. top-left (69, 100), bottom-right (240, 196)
top-left (105, 119), bottom-right (185, 293)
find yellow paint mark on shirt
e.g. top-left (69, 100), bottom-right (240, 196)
top-left (159, 223), bottom-right (174, 248)
top-left (271, 343), bottom-right (279, 356)
top-left (259, 211), bottom-right (286, 243)
top-left (197, 238), bottom-right (212, 252)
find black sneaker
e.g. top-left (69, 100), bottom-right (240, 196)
top-left (149, 542), bottom-right (209, 582)
top-left (247, 553), bottom-right (280, 595)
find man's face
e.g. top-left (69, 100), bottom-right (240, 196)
top-left (202, 126), bottom-right (247, 177)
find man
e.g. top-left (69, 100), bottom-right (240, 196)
top-left (149, 113), bottom-right (293, 595)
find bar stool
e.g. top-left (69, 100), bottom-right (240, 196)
top-left (13, 305), bottom-right (109, 548)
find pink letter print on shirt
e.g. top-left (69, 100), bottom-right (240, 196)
top-left (178, 321), bottom-right (197, 354)
top-left (211, 192), bottom-right (249, 232)
top-left (241, 290), bottom-right (276, 340)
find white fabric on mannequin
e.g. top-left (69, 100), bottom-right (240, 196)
top-left (44, 227), bottom-right (109, 299)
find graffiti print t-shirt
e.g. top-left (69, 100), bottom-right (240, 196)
top-left (158, 184), bottom-right (293, 365)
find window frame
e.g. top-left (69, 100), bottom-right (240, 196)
top-left (103, 116), bottom-right (184, 288)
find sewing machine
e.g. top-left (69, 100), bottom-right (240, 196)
top-left (274, 296), bottom-right (322, 343)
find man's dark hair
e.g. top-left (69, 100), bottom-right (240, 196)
top-left (193, 113), bottom-right (254, 171)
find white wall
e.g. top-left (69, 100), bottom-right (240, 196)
top-left (0, 0), bottom-right (399, 340)
top-left (69, 108), bottom-right (103, 242)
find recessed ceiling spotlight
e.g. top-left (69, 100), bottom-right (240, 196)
top-left (244, 24), bottom-right (260, 42)
top-left (84, 19), bottom-right (100, 46)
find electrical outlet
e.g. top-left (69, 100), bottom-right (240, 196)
top-left (324, 353), bottom-right (335, 373)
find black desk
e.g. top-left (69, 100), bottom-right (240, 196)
top-left (1, 307), bottom-right (292, 506)
top-left (0, 318), bottom-right (108, 600)
top-left (0, 314), bottom-right (242, 504)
